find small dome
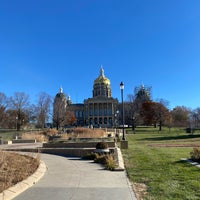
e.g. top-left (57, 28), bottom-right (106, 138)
top-left (55, 93), bottom-right (66, 98)
top-left (94, 67), bottom-right (110, 85)
top-left (55, 86), bottom-right (67, 99)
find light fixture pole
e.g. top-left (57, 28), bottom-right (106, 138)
top-left (120, 81), bottom-right (125, 140)
top-left (16, 116), bottom-right (18, 131)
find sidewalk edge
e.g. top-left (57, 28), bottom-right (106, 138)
top-left (0, 160), bottom-right (47, 200)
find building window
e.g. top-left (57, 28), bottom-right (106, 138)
top-left (94, 117), bottom-right (98, 125)
top-left (99, 117), bottom-right (102, 124)
top-left (99, 104), bottom-right (103, 116)
top-left (94, 104), bottom-right (98, 116)
top-left (109, 117), bottom-right (112, 125)
top-left (104, 104), bottom-right (107, 115)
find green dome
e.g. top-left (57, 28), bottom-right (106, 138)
top-left (56, 93), bottom-right (66, 98)
top-left (55, 86), bottom-right (66, 99)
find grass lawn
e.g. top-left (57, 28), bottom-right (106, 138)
top-left (0, 129), bottom-right (20, 140)
top-left (122, 127), bottom-right (200, 200)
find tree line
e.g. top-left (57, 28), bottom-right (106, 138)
top-left (0, 91), bottom-right (76, 130)
top-left (123, 85), bottom-right (200, 131)
top-left (0, 86), bottom-right (200, 131)
top-left (0, 92), bottom-right (52, 130)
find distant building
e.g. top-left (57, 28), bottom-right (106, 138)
top-left (53, 87), bottom-right (68, 128)
top-left (53, 67), bottom-right (119, 128)
top-left (134, 84), bottom-right (151, 103)
top-left (84, 67), bottom-right (118, 127)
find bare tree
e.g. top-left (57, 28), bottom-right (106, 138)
top-left (35, 92), bottom-right (52, 129)
top-left (8, 92), bottom-right (30, 130)
top-left (190, 108), bottom-right (200, 129)
top-left (5, 109), bottom-right (29, 129)
top-left (53, 100), bottom-right (67, 129)
top-left (0, 93), bottom-right (8, 128)
top-left (171, 106), bottom-right (190, 127)
top-left (126, 94), bottom-right (138, 130)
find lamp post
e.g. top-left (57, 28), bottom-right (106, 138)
top-left (120, 81), bottom-right (125, 140)
top-left (114, 110), bottom-right (119, 128)
top-left (132, 116), bottom-right (135, 133)
top-left (15, 116), bottom-right (18, 131)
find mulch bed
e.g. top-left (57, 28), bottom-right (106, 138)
top-left (0, 151), bottom-right (39, 193)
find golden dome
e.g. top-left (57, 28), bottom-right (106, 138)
top-left (94, 67), bottom-right (110, 85)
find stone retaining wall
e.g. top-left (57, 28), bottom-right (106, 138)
top-left (43, 141), bottom-right (115, 148)
top-left (5, 147), bottom-right (115, 157)
top-left (12, 139), bottom-right (36, 144)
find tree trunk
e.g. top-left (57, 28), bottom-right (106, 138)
top-left (159, 121), bottom-right (162, 131)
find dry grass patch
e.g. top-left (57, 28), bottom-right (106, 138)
top-left (94, 153), bottom-right (116, 170)
top-left (61, 127), bottom-right (106, 139)
top-left (0, 151), bottom-right (40, 193)
top-left (132, 182), bottom-right (148, 200)
top-left (22, 129), bottom-right (59, 142)
top-left (22, 132), bottom-right (48, 142)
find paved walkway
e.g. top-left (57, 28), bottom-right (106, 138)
top-left (13, 154), bottom-right (137, 200)
top-left (1, 143), bottom-right (42, 149)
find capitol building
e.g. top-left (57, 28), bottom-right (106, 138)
top-left (53, 67), bottom-right (119, 128)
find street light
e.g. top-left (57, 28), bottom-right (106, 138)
top-left (15, 116), bottom-right (18, 131)
top-left (114, 110), bottom-right (119, 128)
top-left (120, 81), bottom-right (125, 140)
top-left (132, 116), bottom-right (135, 133)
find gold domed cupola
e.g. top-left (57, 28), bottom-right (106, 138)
top-left (93, 66), bottom-right (112, 98)
top-left (94, 67), bottom-right (111, 86)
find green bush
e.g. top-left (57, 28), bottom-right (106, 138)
top-left (190, 148), bottom-right (200, 162)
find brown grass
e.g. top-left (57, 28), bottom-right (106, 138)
top-left (0, 151), bottom-right (40, 193)
top-left (94, 153), bottom-right (116, 170)
top-left (22, 129), bottom-right (59, 142)
top-left (61, 127), bottom-right (106, 139)
top-left (22, 128), bottom-right (106, 142)
top-left (22, 132), bottom-right (49, 142)
top-left (132, 182), bottom-right (148, 200)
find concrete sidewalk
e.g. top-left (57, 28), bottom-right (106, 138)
top-left (13, 154), bottom-right (137, 200)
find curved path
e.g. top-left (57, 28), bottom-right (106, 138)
top-left (13, 154), bottom-right (137, 200)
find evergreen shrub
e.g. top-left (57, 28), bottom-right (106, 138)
top-left (96, 142), bottom-right (108, 149)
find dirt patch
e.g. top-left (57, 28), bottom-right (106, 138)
top-left (0, 151), bottom-right (40, 193)
top-left (148, 144), bottom-right (200, 148)
top-left (132, 182), bottom-right (148, 200)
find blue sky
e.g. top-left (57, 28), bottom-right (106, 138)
top-left (0, 0), bottom-right (200, 109)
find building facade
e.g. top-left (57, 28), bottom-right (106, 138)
top-left (84, 68), bottom-right (118, 127)
top-left (53, 67), bottom-right (119, 128)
